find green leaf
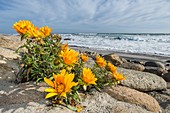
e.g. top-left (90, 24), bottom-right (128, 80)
top-left (36, 78), bottom-right (43, 83)
top-left (67, 105), bottom-right (78, 111)
top-left (21, 33), bottom-right (29, 40)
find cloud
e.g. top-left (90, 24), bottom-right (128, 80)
top-left (0, 0), bottom-right (170, 33)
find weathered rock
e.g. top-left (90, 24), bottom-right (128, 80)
top-left (162, 72), bottom-right (170, 82)
top-left (0, 81), bottom-right (73, 113)
top-left (166, 63), bottom-right (170, 67)
top-left (0, 47), bottom-right (20, 59)
top-left (104, 53), bottom-right (123, 66)
top-left (0, 59), bottom-right (19, 82)
top-left (121, 58), bottom-right (128, 63)
top-left (0, 60), bottom-right (7, 64)
top-left (118, 68), bottom-right (167, 91)
top-left (165, 64), bottom-right (170, 72)
top-left (166, 60), bottom-right (170, 63)
top-left (0, 81), bottom-right (46, 106)
top-left (120, 62), bottom-right (145, 71)
top-left (81, 91), bottom-right (153, 113)
top-left (0, 63), bottom-right (16, 82)
top-left (148, 89), bottom-right (170, 113)
top-left (144, 66), bottom-right (167, 76)
top-left (167, 82), bottom-right (170, 89)
top-left (64, 38), bottom-right (71, 41)
top-left (104, 85), bottom-right (161, 112)
top-left (161, 103), bottom-right (170, 113)
top-left (145, 61), bottom-right (165, 69)
top-left (84, 57), bottom-right (96, 68)
top-left (0, 35), bottom-right (24, 51)
top-left (148, 90), bottom-right (170, 104)
top-left (0, 81), bottom-right (153, 113)
top-left (131, 60), bottom-right (145, 65)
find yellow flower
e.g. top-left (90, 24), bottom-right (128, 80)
top-left (113, 73), bottom-right (125, 81)
top-left (96, 55), bottom-right (106, 68)
top-left (107, 62), bottom-right (117, 74)
top-left (60, 49), bottom-right (79, 65)
top-left (81, 54), bottom-right (88, 62)
top-left (82, 68), bottom-right (97, 85)
top-left (13, 20), bottom-right (45, 40)
top-left (61, 43), bottom-right (69, 51)
top-left (40, 26), bottom-right (52, 37)
top-left (13, 20), bottom-right (34, 36)
top-left (28, 26), bottom-right (44, 38)
top-left (44, 69), bottom-right (78, 99)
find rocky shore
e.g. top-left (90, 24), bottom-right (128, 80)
top-left (0, 34), bottom-right (170, 113)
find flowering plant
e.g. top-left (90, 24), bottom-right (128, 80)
top-left (13, 20), bottom-right (125, 112)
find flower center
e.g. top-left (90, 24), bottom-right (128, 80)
top-left (56, 84), bottom-right (65, 93)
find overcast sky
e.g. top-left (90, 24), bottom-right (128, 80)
top-left (1, 0), bottom-right (170, 34)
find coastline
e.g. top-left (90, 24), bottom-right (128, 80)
top-left (70, 46), bottom-right (170, 63)
top-left (0, 34), bottom-right (170, 113)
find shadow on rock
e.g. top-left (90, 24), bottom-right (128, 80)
top-left (0, 81), bottom-right (46, 113)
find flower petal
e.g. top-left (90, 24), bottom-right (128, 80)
top-left (44, 77), bottom-right (54, 88)
top-left (44, 88), bottom-right (56, 92)
top-left (61, 92), bottom-right (67, 98)
top-left (64, 73), bottom-right (76, 92)
top-left (45, 93), bottom-right (57, 99)
top-left (71, 82), bottom-right (78, 87)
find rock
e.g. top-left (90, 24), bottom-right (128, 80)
top-left (120, 62), bottom-right (145, 71)
top-left (0, 63), bottom-right (16, 82)
top-left (64, 38), bottom-right (71, 41)
top-left (161, 103), bottom-right (170, 113)
top-left (104, 53), bottom-right (123, 66)
top-left (145, 61), bottom-right (165, 69)
top-left (118, 68), bottom-right (167, 91)
top-left (0, 35), bottom-right (24, 51)
top-left (167, 82), bottom-right (170, 89)
top-left (0, 81), bottom-right (46, 106)
top-left (166, 60), bottom-right (170, 63)
top-left (148, 89), bottom-right (170, 113)
top-left (0, 81), bottom-right (153, 113)
top-left (131, 60), bottom-right (145, 65)
top-left (0, 60), bottom-right (7, 64)
top-left (0, 47), bottom-right (20, 59)
top-left (84, 57), bottom-right (96, 68)
top-left (168, 69), bottom-right (170, 73)
top-left (144, 61), bottom-right (167, 77)
top-left (0, 59), bottom-right (19, 82)
top-left (162, 89), bottom-right (170, 96)
top-left (166, 64), bottom-right (170, 67)
top-left (110, 103), bottom-right (153, 113)
top-left (81, 91), bottom-right (153, 113)
top-left (148, 90), bottom-right (170, 104)
top-left (121, 58), bottom-right (128, 63)
top-left (0, 81), bottom-right (74, 113)
top-left (104, 85), bottom-right (161, 112)
top-left (162, 72), bottom-right (170, 82)
top-left (165, 64), bottom-right (170, 72)
top-left (144, 66), bottom-right (167, 76)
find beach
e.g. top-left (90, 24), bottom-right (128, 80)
top-left (0, 34), bottom-right (170, 113)
top-left (70, 46), bottom-right (170, 63)
top-left (61, 33), bottom-right (170, 57)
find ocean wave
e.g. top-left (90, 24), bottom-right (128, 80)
top-left (59, 33), bottom-right (170, 57)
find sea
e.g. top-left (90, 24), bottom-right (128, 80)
top-left (60, 33), bottom-right (170, 57)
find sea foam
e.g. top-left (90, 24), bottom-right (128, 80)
top-left (60, 33), bottom-right (170, 56)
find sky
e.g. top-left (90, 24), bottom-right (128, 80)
top-left (1, 0), bottom-right (170, 34)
